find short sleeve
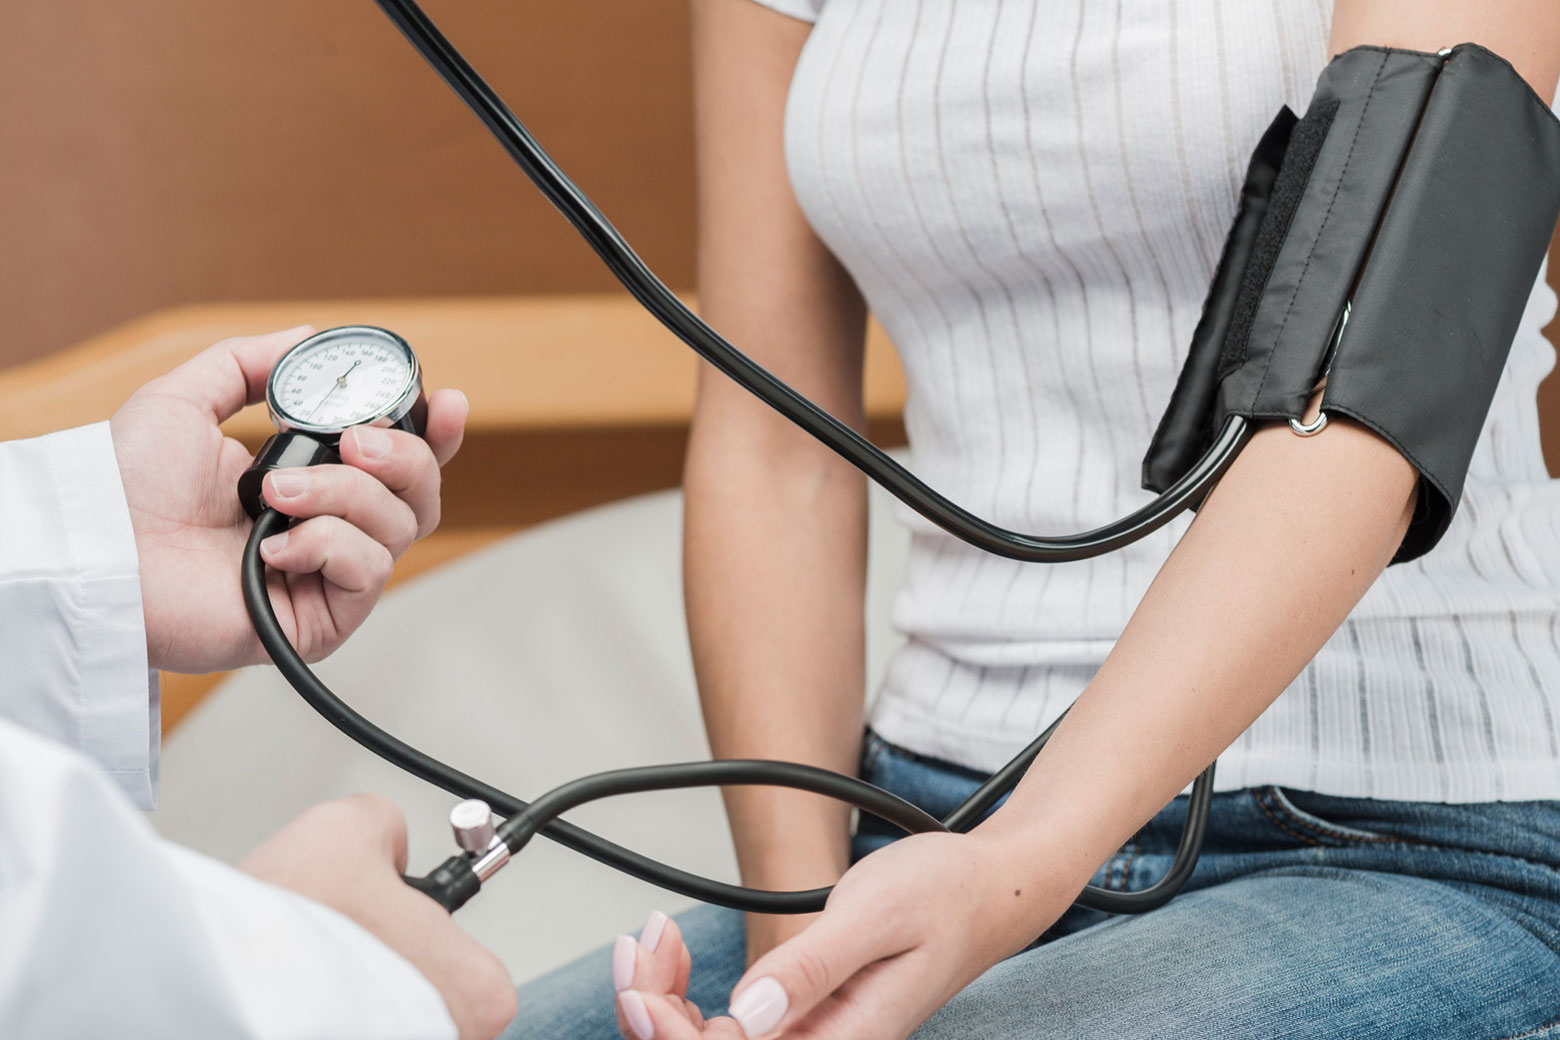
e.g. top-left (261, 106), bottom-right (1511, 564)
top-left (746, 0), bottom-right (824, 23)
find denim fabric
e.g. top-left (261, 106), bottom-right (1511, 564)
top-left (506, 733), bottom-right (1560, 1039)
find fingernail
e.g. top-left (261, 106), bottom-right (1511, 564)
top-left (617, 991), bottom-right (654, 1040)
top-left (260, 532), bottom-right (288, 556)
top-left (639, 910), bottom-right (669, 953)
top-left (612, 934), bottom-right (637, 992)
top-left (729, 977), bottom-right (787, 1037)
top-left (269, 470), bottom-right (309, 498)
top-left (352, 425), bottom-right (391, 459)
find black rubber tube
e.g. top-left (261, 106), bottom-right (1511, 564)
top-left (245, 508), bottom-right (1214, 914)
top-left (368, 0), bottom-right (1251, 564)
top-left (239, 0), bottom-right (1234, 918)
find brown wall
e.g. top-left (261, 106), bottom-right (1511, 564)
top-left (0, 0), bottom-right (696, 368)
top-left (3, 2), bottom-right (1560, 475)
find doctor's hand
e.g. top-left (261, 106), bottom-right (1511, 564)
top-left (614, 833), bottom-right (1076, 1040)
top-left (109, 326), bottom-right (468, 673)
top-left (241, 794), bottom-right (517, 1040)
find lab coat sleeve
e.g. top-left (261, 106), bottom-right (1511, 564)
top-left (0, 716), bottom-right (458, 1040)
top-left (0, 422), bottom-right (160, 808)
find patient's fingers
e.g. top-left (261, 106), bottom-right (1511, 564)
top-left (615, 911), bottom-right (703, 1040)
top-left (616, 935), bottom-right (675, 996)
top-left (643, 912), bottom-right (693, 1000)
top-left (614, 911), bottom-right (691, 1000)
top-left (625, 992), bottom-right (746, 1039)
top-left (675, 941), bottom-right (693, 1005)
top-left (616, 951), bottom-right (694, 1040)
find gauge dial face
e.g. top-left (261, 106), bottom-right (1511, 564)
top-left (269, 328), bottom-right (418, 432)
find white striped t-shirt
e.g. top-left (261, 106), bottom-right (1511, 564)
top-left (749, 0), bottom-right (1560, 802)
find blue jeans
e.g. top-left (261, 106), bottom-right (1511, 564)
top-left (506, 733), bottom-right (1560, 1038)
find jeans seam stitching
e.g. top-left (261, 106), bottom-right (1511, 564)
top-left (1116, 839), bottom-right (1143, 892)
top-left (1255, 788), bottom-right (1327, 847)
top-left (1261, 792), bottom-right (1560, 871)
top-left (1265, 787), bottom-right (1407, 846)
top-left (1107, 848), bottom-right (1124, 890)
top-left (1497, 1019), bottom-right (1560, 1040)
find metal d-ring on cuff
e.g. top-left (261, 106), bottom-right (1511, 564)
top-left (1289, 412), bottom-right (1328, 436)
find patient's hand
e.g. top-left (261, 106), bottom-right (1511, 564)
top-left (614, 911), bottom-right (747, 1039)
top-left (110, 326), bottom-right (468, 673)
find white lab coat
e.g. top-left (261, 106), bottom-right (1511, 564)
top-left (0, 423), bottom-right (457, 1040)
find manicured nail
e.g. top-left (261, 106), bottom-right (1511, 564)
top-left (639, 910), bottom-right (669, 952)
top-left (269, 470), bottom-right (309, 498)
top-left (618, 991), bottom-right (654, 1040)
top-left (729, 977), bottom-right (787, 1037)
top-left (260, 532), bottom-right (288, 556)
top-left (352, 425), bottom-right (391, 459)
top-left (612, 934), bottom-right (637, 992)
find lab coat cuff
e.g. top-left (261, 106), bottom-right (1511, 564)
top-left (162, 844), bottom-right (460, 1039)
top-left (49, 422), bottom-right (160, 808)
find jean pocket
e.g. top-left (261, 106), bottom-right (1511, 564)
top-left (1253, 786), bottom-right (1407, 848)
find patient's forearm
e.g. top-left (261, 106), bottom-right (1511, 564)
top-left (686, 0), bottom-right (872, 950)
top-left (978, 417), bottom-right (1417, 885)
top-left (684, 434), bottom-right (867, 891)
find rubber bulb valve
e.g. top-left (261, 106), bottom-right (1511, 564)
top-left (450, 799), bottom-right (497, 854)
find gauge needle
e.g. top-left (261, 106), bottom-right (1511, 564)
top-left (307, 360), bottom-right (362, 419)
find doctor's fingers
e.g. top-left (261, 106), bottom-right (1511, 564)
top-left (298, 793), bottom-right (412, 873)
top-left (422, 387), bottom-right (469, 467)
top-left (263, 463), bottom-right (421, 559)
top-left (336, 391), bottom-right (468, 538)
top-left (150, 326), bottom-right (315, 423)
top-left (260, 516), bottom-right (394, 629)
top-left (239, 793), bottom-right (411, 885)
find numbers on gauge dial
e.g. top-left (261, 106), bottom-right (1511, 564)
top-left (275, 337), bottom-right (412, 429)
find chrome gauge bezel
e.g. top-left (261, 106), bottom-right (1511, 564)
top-left (265, 326), bottom-right (424, 436)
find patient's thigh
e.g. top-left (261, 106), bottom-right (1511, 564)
top-left (913, 868), bottom-right (1560, 1040)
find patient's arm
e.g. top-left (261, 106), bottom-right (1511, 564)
top-left (685, 0), bottom-right (870, 962)
top-left (972, 0), bottom-right (1560, 929)
top-left (1330, 0), bottom-right (1560, 102)
top-left (682, 9), bottom-right (1560, 1040)
top-left (980, 413), bottom-right (1415, 885)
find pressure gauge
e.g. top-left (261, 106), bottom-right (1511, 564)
top-left (267, 326), bottom-right (426, 439)
top-left (238, 325), bottom-right (428, 518)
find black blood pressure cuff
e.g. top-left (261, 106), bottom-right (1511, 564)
top-left (1143, 43), bottom-right (1560, 561)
